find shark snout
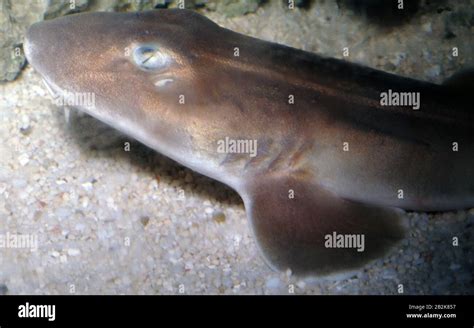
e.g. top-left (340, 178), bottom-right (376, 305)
top-left (24, 22), bottom-right (41, 66)
top-left (24, 20), bottom-right (59, 74)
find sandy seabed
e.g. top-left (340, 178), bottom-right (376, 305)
top-left (0, 1), bottom-right (473, 294)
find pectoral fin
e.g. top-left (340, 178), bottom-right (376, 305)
top-left (241, 173), bottom-right (407, 277)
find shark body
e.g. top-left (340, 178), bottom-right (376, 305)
top-left (24, 9), bottom-right (473, 276)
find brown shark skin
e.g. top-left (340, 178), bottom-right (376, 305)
top-left (24, 10), bottom-right (473, 276)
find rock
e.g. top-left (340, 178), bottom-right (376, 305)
top-left (212, 211), bottom-right (226, 224)
top-left (67, 248), bottom-right (81, 256)
top-left (265, 277), bottom-right (283, 290)
top-left (0, 2), bottom-right (28, 81)
top-left (140, 215), bottom-right (150, 226)
top-left (206, 0), bottom-right (263, 17)
top-left (18, 153), bottom-right (29, 166)
top-left (0, 0), bottom-right (89, 82)
top-left (18, 114), bottom-right (32, 135)
top-left (282, 0), bottom-right (311, 9)
top-left (168, 0), bottom-right (204, 10)
top-left (43, 0), bottom-right (90, 20)
top-left (382, 268), bottom-right (397, 280)
top-left (109, 0), bottom-right (164, 11)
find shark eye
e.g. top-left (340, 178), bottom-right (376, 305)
top-left (132, 45), bottom-right (169, 71)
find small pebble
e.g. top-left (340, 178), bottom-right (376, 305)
top-left (19, 115), bottom-right (32, 135)
top-left (140, 216), bottom-right (150, 226)
top-left (0, 284), bottom-right (8, 295)
top-left (81, 182), bottom-right (93, 191)
top-left (212, 211), bottom-right (226, 224)
top-left (18, 154), bottom-right (29, 166)
top-left (67, 249), bottom-right (80, 256)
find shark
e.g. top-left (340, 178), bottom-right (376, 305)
top-left (24, 9), bottom-right (473, 277)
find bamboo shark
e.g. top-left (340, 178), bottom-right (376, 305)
top-left (24, 9), bottom-right (473, 277)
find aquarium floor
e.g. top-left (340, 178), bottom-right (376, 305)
top-left (0, 1), bottom-right (473, 294)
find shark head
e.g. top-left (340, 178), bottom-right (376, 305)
top-left (24, 9), bottom-right (224, 157)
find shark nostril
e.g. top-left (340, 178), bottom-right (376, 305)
top-left (132, 44), bottom-right (170, 71)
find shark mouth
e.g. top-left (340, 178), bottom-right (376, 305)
top-left (41, 77), bottom-right (58, 98)
top-left (42, 77), bottom-right (95, 124)
top-left (41, 77), bottom-right (87, 123)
